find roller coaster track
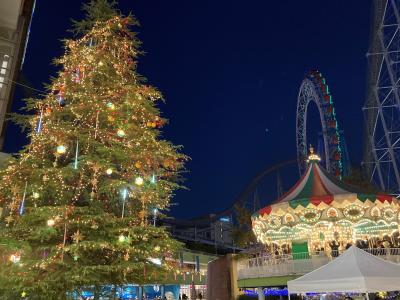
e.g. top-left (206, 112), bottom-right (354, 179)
top-left (185, 159), bottom-right (297, 225)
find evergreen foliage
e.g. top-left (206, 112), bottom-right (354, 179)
top-left (0, 2), bottom-right (186, 298)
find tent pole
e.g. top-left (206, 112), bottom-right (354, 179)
top-left (288, 292), bottom-right (291, 300)
top-left (366, 293), bottom-right (370, 300)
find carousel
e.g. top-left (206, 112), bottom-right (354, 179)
top-left (252, 149), bottom-right (400, 255)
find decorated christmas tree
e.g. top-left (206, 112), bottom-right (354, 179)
top-left (0, 1), bottom-right (186, 298)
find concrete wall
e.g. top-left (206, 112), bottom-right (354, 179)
top-left (207, 254), bottom-right (238, 300)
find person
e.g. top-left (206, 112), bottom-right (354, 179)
top-left (199, 292), bottom-right (203, 299)
top-left (329, 240), bottom-right (339, 257)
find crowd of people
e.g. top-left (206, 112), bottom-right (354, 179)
top-left (255, 233), bottom-right (400, 260)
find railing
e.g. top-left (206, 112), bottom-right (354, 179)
top-left (237, 248), bottom-right (400, 279)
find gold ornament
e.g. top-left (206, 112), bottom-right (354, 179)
top-left (7, 201), bottom-right (18, 211)
top-left (47, 219), bottom-right (55, 227)
top-left (124, 252), bottom-right (130, 261)
top-left (106, 168), bottom-right (113, 175)
top-left (118, 234), bottom-right (126, 242)
top-left (9, 253), bottom-right (21, 263)
top-left (135, 161), bottom-right (142, 169)
top-left (154, 245), bottom-right (161, 252)
top-left (135, 176), bottom-right (144, 186)
top-left (56, 145), bottom-right (67, 154)
top-left (5, 215), bottom-right (14, 224)
top-left (117, 129), bottom-right (125, 137)
top-left (72, 230), bottom-right (84, 243)
top-left (106, 102), bottom-right (115, 110)
top-left (32, 192), bottom-right (40, 199)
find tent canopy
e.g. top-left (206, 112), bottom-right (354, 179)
top-left (288, 246), bottom-right (400, 293)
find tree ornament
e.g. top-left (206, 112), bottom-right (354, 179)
top-left (72, 67), bottom-right (84, 83)
top-left (106, 102), bottom-right (115, 110)
top-left (154, 245), bottom-right (161, 252)
top-left (135, 176), bottom-right (144, 186)
top-left (72, 230), bottom-right (84, 243)
top-left (19, 181), bottom-right (28, 215)
top-left (106, 168), bottom-right (113, 175)
top-left (108, 115), bottom-right (115, 122)
top-left (135, 161), bottom-right (142, 169)
top-left (5, 215), bottom-right (13, 224)
top-left (56, 145), bottom-right (67, 154)
top-left (74, 140), bottom-right (79, 170)
top-left (9, 253), bottom-right (21, 263)
top-left (35, 108), bottom-right (44, 133)
top-left (32, 192), bottom-right (40, 199)
top-left (118, 234), bottom-right (126, 243)
top-left (53, 87), bottom-right (66, 107)
top-left (117, 129), bottom-right (125, 137)
top-left (124, 252), bottom-right (130, 261)
top-left (147, 121), bottom-right (157, 128)
top-left (47, 219), bottom-right (55, 227)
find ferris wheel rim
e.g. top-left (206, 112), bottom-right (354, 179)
top-left (296, 71), bottom-right (343, 178)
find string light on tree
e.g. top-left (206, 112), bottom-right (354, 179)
top-left (0, 6), bottom-right (187, 296)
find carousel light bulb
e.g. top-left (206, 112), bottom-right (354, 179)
top-left (106, 168), bottom-right (113, 175)
top-left (56, 145), bottom-right (67, 154)
top-left (32, 192), bottom-right (40, 199)
top-left (135, 176), bottom-right (144, 186)
top-left (47, 219), bottom-right (55, 227)
top-left (117, 129), bottom-right (125, 137)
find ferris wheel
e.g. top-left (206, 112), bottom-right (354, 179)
top-left (296, 71), bottom-right (343, 177)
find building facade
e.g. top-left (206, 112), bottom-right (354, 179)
top-left (0, 0), bottom-right (35, 149)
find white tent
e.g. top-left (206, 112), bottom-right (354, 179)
top-left (288, 246), bottom-right (400, 294)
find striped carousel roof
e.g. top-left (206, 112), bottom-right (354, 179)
top-left (276, 162), bottom-right (360, 203)
top-left (254, 159), bottom-right (394, 218)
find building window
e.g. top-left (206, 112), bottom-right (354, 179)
top-left (0, 55), bottom-right (10, 90)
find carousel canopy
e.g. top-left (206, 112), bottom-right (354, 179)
top-left (253, 159), bottom-right (393, 219)
top-left (287, 245), bottom-right (400, 293)
top-left (252, 151), bottom-right (399, 244)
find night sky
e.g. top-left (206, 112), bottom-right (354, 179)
top-left (5, 0), bottom-right (371, 219)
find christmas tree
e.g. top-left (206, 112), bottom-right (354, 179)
top-left (0, 1), bottom-right (186, 298)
